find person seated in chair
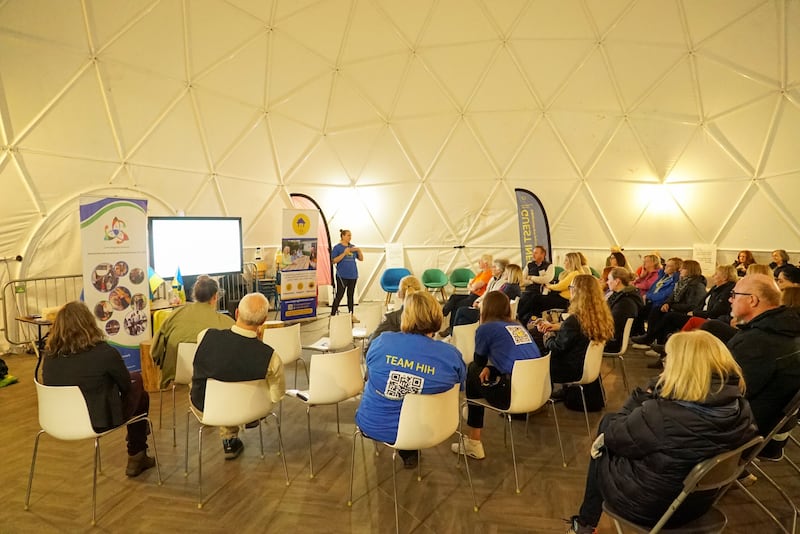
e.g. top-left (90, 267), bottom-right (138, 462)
top-left (440, 254), bottom-right (494, 336)
top-left (518, 245), bottom-right (555, 320)
top-left (366, 275), bottom-right (422, 350)
top-left (190, 293), bottom-right (285, 460)
top-left (451, 292), bottom-right (541, 460)
top-left (356, 291), bottom-right (466, 469)
top-left (152, 276), bottom-right (234, 388)
top-left (449, 260), bottom-right (521, 332)
top-left (43, 301), bottom-right (156, 477)
top-left (605, 267), bottom-right (643, 353)
top-left (522, 252), bottom-right (586, 327)
top-left (631, 257), bottom-right (681, 336)
top-left (566, 331), bottom-right (758, 533)
top-left (776, 264), bottom-right (800, 291)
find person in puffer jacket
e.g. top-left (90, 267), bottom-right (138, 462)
top-left (566, 331), bottom-right (758, 533)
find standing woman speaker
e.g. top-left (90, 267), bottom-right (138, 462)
top-left (330, 229), bottom-right (363, 321)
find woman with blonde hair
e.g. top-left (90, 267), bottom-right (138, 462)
top-left (356, 291), bottom-right (466, 468)
top-left (43, 301), bottom-right (157, 477)
top-left (452, 262), bottom-right (523, 330)
top-left (538, 274), bottom-right (615, 384)
top-left (367, 275), bottom-right (422, 347)
top-left (521, 252), bottom-right (585, 327)
top-left (567, 330), bottom-right (757, 533)
top-left (746, 263), bottom-right (771, 276)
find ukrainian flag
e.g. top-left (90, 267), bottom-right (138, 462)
top-left (172, 267), bottom-right (186, 303)
top-left (148, 267), bottom-right (164, 298)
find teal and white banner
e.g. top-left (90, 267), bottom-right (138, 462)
top-left (515, 188), bottom-right (551, 265)
top-left (279, 208), bottom-right (319, 321)
top-left (80, 197), bottom-right (150, 371)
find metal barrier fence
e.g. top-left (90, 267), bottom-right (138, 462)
top-left (1, 274), bottom-right (83, 347)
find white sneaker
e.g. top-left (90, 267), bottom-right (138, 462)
top-left (645, 349), bottom-right (660, 357)
top-left (632, 343), bottom-right (651, 350)
top-left (451, 438), bottom-right (485, 459)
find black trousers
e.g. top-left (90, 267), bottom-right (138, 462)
top-left (332, 276), bottom-right (357, 315)
top-left (122, 372), bottom-right (150, 455)
top-left (464, 361), bottom-right (511, 428)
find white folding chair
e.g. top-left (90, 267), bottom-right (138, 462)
top-left (262, 323), bottom-right (307, 388)
top-left (352, 304), bottom-right (383, 346)
top-left (467, 356), bottom-right (566, 493)
top-left (286, 347), bottom-right (364, 477)
top-left (603, 317), bottom-right (634, 393)
top-left (25, 381), bottom-right (163, 525)
top-left (451, 322), bottom-right (479, 364)
top-left (304, 313), bottom-right (355, 353)
top-left (554, 341), bottom-right (605, 439)
top-left (184, 378), bottom-right (288, 508)
top-left (509, 298), bottom-right (519, 321)
top-left (159, 341), bottom-right (197, 447)
top-left (348, 384), bottom-right (478, 533)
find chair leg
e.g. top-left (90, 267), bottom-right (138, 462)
top-left (184, 410), bottom-right (190, 476)
top-left (348, 428), bottom-right (362, 506)
top-left (751, 462), bottom-right (797, 534)
top-left (159, 388), bottom-right (163, 429)
top-left (579, 385), bottom-right (591, 439)
top-left (24, 430), bottom-right (45, 511)
top-left (172, 384), bottom-right (177, 448)
top-left (458, 432), bottom-right (479, 512)
top-left (197, 425), bottom-right (205, 508)
top-left (550, 400), bottom-right (567, 467)
top-left (336, 403), bottom-right (341, 435)
top-left (506, 414), bottom-right (521, 494)
top-left (258, 420), bottom-right (265, 459)
top-left (306, 407), bottom-right (314, 478)
top-left (619, 355), bottom-right (630, 393)
top-left (92, 438), bottom-right (100, 525)
top-left (391, 450), bottom-right (400, 534)
top-left (735, 480), bottom-right (792, 534)
top-left (146, 418), bottom-right (163, 485)
top-left (269, 412), bottom-right (290, 485)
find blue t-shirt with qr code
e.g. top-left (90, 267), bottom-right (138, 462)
top-left (356, 331), bottom-right (466, 443)
top-left (475, 321), bottom-right (542, 375)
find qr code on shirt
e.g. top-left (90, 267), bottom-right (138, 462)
top-left (384, 370), bottom-right (424, 400)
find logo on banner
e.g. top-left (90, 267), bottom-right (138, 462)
top-left (292, 213), bottom-right (311, 235)
top-left (104, 216), bottom-right (129, 244)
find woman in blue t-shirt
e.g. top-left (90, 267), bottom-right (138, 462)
top-left (330, 229), bottom-right (363, 319)
top-left (452, 292), bottom-right (541, 460)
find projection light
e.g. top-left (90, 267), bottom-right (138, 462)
top-left (637, 183), bottom-right (677, 215)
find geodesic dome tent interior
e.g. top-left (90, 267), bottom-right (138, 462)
top-left (2, 0), bottom-right (799, 316)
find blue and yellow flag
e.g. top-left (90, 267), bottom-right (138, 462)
top-left (172, 267), bottom-right (186, 303)
top-left (148, 266), bottom-right (164, 298)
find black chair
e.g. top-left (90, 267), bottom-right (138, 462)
top-left (603, 435), bottom-right (763, 533)
top-left (735, 388), bottom-right (800, 534)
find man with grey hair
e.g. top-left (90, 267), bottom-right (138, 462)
top-left (191, 293), bottom-right (285, 459)
top-left (726, 274), bottom-right (800, 461)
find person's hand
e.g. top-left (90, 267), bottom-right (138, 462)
top-left (687, 311), bottom-right (693, 317)
top-left (479, 367), bottom-right (490, 384)
top-left (590, 433), bottom-right (605, 459)
top-left (660, 303), bottom-right (670, 312)
top-left (537, 320), bottom-right (553, 333)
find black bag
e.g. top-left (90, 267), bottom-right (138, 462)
top-left (564, 377), bottom-right (605, 412)
top-left (0, 357), bottom-right (8, 379)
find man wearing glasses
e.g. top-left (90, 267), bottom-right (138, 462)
top-left (725, 274), bottom-right (800, 461)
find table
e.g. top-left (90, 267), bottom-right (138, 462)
top-left (16, 316), bottom-right (53, 353)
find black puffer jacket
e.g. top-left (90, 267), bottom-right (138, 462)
top-left (544, 314), bottom-right (589, 383)
top-left (666, 275), bottom-right (707, 313)
top-left (606, 286), bottom-right (643, 353)
top-left (598, 377), bottom-right (757, 527)
top-left (728, 306), bottom-right (800, 433)
top-left (694, 281), bottom-right (735, 319)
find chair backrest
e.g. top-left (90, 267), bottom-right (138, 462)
top-left (649, 435), bottom-right (764, 532)
top-left (553, 265), bottom-right (564, 280)
top-left (421, 268), bottom-right (448, 287)
top-left (578, 341), bottom-right (605, 385)
top-left (605, 317), bottom-right (634, 357)
top-left (261, 323), bottom-right (302, 365)
top-left (307, 347), bottom-right (364, 404)
top-left (329, 313), bottom-right (354, 350)
top-left (449, 268), bottom-right (475, 287)
top-left (380, 268), bottom-right (412, 291)
top-left (393, 384), bottom-right (460, 450)
top-left (743, 387), bottom-right (800, 460)
top-left (201, 378), bottom-right (274, 427)
top-left (176, 342), bottom-right (198, 385)
top-left (35, 381), bottom-right (98, 440)
top-left (355, 304), bottom-right (384, 337)
top-left (509, 298), bottom-right (519, 319)
top-left (452, 322), bottom-right (479, 364)
top-left (508, 355), bottom-right (552, 414)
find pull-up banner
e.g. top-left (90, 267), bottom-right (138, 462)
top-left (279, 208), bottom-right (319, 321)
top-left (514, 188), bottom-right (551, 265)
top-left (80, 196), bottom-right (150, 371)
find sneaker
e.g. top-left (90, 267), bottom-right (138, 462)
top-left (632, 343), bottom-right (652, 350)
top-left (126, 450), bottom-right (156, 477)
top-left (565, 515), bottom-right (597, 534)
top-left (438, 329), bottom-right (450, 338)
top-left (244, 420), bottom-right (259, 429)
top-left (644, 349), bottom-right (660, 358)
top-left (450, 438), bottom-right (486, 460)
top-left (551, 387), bottom-right (567, 401)
top-left (631, 334), bottom-right (651, 344)
top-left (223, 437), bottom-right (244, 460)
top-left (401, 451), bottom-right (419, 469)
top-left (738, 473), bottom-right (758, 487)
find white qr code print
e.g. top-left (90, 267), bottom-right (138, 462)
top-left (384, 370), bottom-right (424, 400)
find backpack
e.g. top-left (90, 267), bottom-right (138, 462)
top-left (564, 377), bottom-right (605, 412)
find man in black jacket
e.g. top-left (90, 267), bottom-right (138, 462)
top-left (727, 274), bottom-right (800, 457)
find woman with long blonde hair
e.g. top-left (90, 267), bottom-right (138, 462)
top-left (567, 330), bottom-right (757, 533)
top-left (538, 274), bottom-right (615, 383)
top-left (521, 252), bottom-right (586, 326)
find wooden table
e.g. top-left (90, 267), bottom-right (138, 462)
top-left (15, 316), bottom-right (53, 353)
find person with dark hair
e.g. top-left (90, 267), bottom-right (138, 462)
top-left (43, 301), bottom-right (156, 477)
top-left (330, 229), bottom-right (363, 321)
top-left (601, 251), bottom-right (631, 295)
top-left (566, 331), bottom-right (757, 533)
top-left (518, 245), bottom-right (555, 321)
top-left (191, 293), bottom-right (285, 459)
top-left (151, 275), bottom-right (234, 387)
top-left (451, 292), bottom-right (540, 460)
top-left (776, 264), bottom-right (800, 290)
top-left (605, 267), bottom-right (643, 353)
top-left (733, 250), bottom-right (756, 277)
top-left (356, 291), bottom-right (466, 469)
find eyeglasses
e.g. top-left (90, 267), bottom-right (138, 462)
top-left (729, 291), bottom-right (753, 299)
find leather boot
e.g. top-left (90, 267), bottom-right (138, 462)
top-left (126, 450), bottom-right (155, 477)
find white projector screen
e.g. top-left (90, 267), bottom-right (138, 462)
top-left (148, 217), bottom-right (243, 278)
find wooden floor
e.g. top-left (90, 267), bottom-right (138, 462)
top-left (2, 324), bottom-right (798, 533)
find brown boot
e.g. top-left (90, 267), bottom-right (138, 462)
top-left (126, 450), bottom-right (155, 477)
